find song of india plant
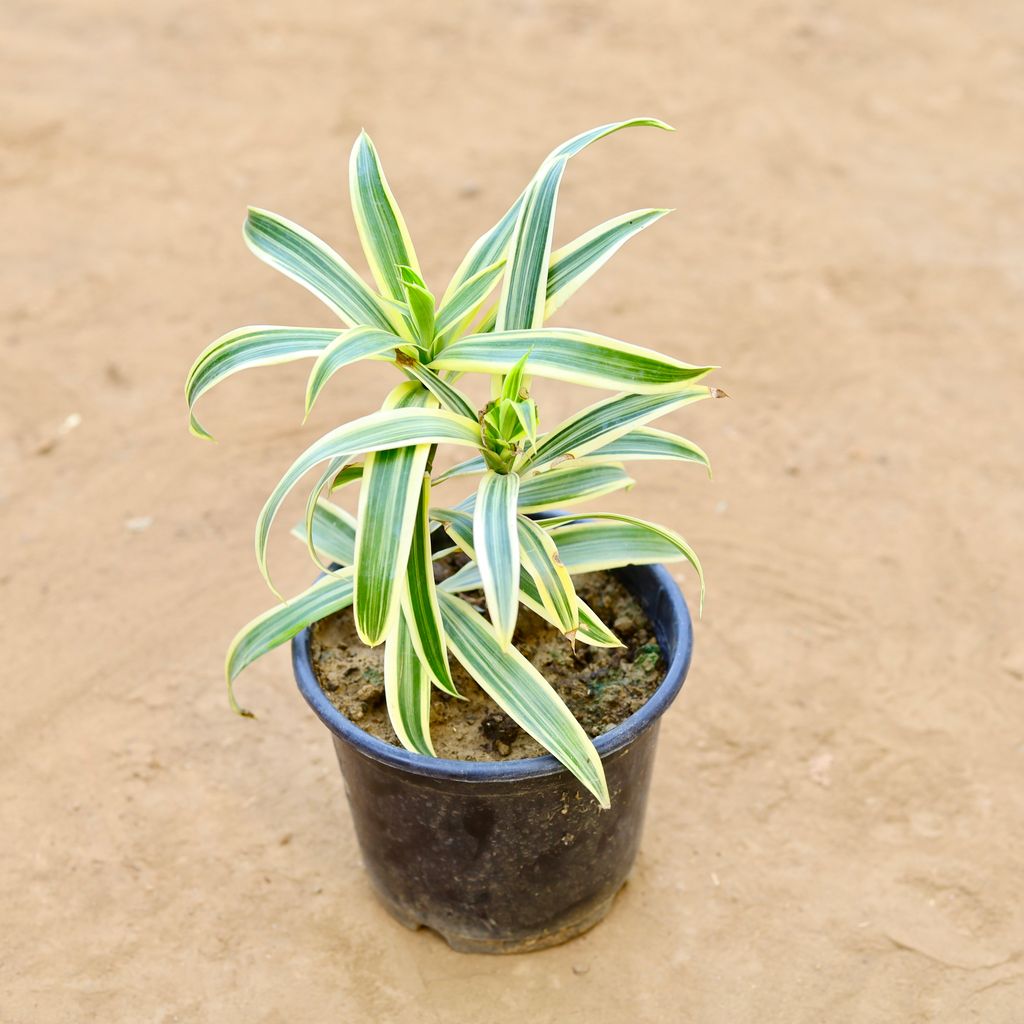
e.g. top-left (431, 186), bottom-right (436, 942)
top-left (185, 118), bottom-right (722, 807)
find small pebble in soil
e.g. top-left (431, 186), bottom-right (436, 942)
top-left (482, 712), bottom-right (520, 755)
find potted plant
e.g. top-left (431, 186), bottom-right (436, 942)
top-left (186, 117), bottom-right (723, 953)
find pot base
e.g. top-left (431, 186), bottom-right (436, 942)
top-left (375, 880), bottom-right (624, 954)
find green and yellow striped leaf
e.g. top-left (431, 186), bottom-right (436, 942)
top-left (431, 505), bottom-right (477, 555)
top-left (244, 207), bottom-right (400, 332)
top-left (432, 454), bottom-right (487, 485)
top-left (432, 328), bottom-right (712, 393)
top-left (516, 513), bottom-right (578, 637)
top-left (401, 475), bottom-right (459, 697)
top-left (516, 462), bottom-right (634, 512)
top-left (328, 464), bottom-right (364, 492)
top-left (496, 157), bottom-right (567, 332)
top-left (434, 259), bottom-right (506, 342)
top-left (349, 132), bottom-right (421, 302)
top-left (255, 402), bottom-right (482, 594)
top-left (291, 497), bottom-right (357, 568)
top-left (473, 471), bottom-right (522, 648)
top-left (225, 568), bottom-right (355, 716)
top-left (550, 117), bottom-right (673, 159)
top-left (439, 562), bottom-right (621, 649)
top-left (384, 610), bottom-right (435, 756)
top-left (401, 362), bottom-right (478, 422)
top-left (578, 426), bottom-right (711, 475)
top-left (439, 592), bottom-right (609, 807)
top-left (525, 386), bottom-right (715, 470)
top-left (298, 456), bottom-right (359, 572)
top-left (546, 209), bottom-right (668, 319)
top-left (452, 462), bottom-right (632, 516)
top-left (186, 326), bottom-right (340, 440)
top-left (304, 326), bottom-right (407, 416)
top-left (352, 385), bottom-right (436, 646)
top-left (441, 118), bottom-right (671, 305)
top-left (544, 513), bottom-right (704, 611)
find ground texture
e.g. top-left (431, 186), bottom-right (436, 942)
top-left (2, 2), bottom-right (1023, 1021)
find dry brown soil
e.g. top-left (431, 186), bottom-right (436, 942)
top-left (312, 569), bottom-right (665, 759)
top-left (2, 2), bottom-right (1023, 1022)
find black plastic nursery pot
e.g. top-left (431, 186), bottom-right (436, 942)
top-left (292, 561), bottom-right (693, 954)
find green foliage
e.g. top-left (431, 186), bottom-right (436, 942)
top-left (188, 119), bottom-right (723, 807)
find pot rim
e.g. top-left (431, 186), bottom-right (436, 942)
top-left (292, 561), bottom-right (692, 784)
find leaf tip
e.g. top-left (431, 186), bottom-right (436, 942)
top-left (226, 671), bottom-right (256, 719)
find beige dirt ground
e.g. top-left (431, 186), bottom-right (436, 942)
top-left (2, 1), bottom-right (1023, 1021)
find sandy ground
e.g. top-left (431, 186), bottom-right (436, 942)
top-left (2, 1), bottom-right (1023, 1021)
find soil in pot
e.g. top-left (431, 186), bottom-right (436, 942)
top-left (310, 566), bottom-right (666, 761)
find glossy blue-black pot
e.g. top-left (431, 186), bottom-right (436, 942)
top-left (292, 561), bottom-right (692, 953)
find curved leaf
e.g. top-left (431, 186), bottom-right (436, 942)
top-left (225, 569), bottom-right (354, 716)
top-left (544, 513), bottom-right (705, 611)
top-left (432, 453), bottom-right (487, 485)
top-left (431, 328), bottom-right (713, 392)
top-left (244, 207), bottom-right (400, 332)
top-left (186, 326), bottom-right (340, 440)
top-left (441, 118), bottom-right (672, 304)
top-left (439, 592), bottom-right (609, 807)
top-left (578, 426), bottom-right (711, 475)
top-left (304, 326), bottom-right (407, 416)
top-left (546, 208), bottom-right (668, 319)
top-left (255, 403), bottom-right (482, 594)
top-left (516, 462), bottom-right (634, 512)
top-left (525, 386), bottom-right (715, 470)
top-left (291, 497), bottom-right (357, 566)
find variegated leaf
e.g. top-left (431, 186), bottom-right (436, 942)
top-left (244, 207), bottom-right (400, 332)
top-left (546, 209), bottom-right (669, 319)
top-left (291, 497), bottom-right (357, 566)
top-left (496, 157), bottom-right (567, 332)
top-left (434, 259), bottom-right (506, 343)
top-left (255, 400), bottom-right (482, 594)
top-left (401, 475), bottom-right (459, 696)
top-left (352, 385), bottom-right (436, 646)
top-left (186, 326), bottom-right (340, 440)
top-left (432, 328), bottom-right (712, 393)
top-left (384, 610), bottom-right (435, 756)
top-left (304, 325), bottom-right (408, 416)
top-left (401, 362), bottom-right (478, 422)
top-left (516, 462), bottom-right (634, 512)
top-left (349, 132), bottom-right (421, 302)
top-left (516, 513), bottom-right (578, 637)
top-left (473, 471), bottom-right (522, 648)
top-left (544, 513), bottom-right (705, 611)
top-left (439, 561), bottom-right (621, 649)
top-left (524, 386), bottom-right (715, 470)
top-left (440, 592), bottom-right (609, 807)
top-left (440, 118), bottom-right (672, 304)
top-left (225, 568), bottom-right (354, 715)
top-left (576, 426), bottom-right (711, 475)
